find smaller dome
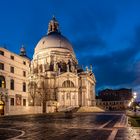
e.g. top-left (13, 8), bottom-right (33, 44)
top-left (19, 45), bottom-right (30, 59)
top-left (20, 46), bottom-right (25, 52)
top-left (20, 45), bottom-right (26, 56)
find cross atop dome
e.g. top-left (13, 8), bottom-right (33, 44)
top-left (47, 16), bottom-right (60, 35)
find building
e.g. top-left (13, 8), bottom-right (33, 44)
top-left (96, 88), bottom-right (132, 110)
top-left (28, 16), bottom-right (96, 113)
top-left (0, 16), bottom-right (96, 115)
top-left (0, 47), bottom-right (30, 115)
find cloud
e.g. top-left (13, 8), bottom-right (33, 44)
top-left (73, 34), bottom-right (107, 55)
top-left (75, 25), bottom-right (140, 93)
top-left (77, 43), bottom-right (138, 90)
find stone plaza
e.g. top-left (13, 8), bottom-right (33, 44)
top-left (0, 112), bottom-right (139, 140)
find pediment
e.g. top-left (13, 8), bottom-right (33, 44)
top-left (57, 72), bottom-right (78, 79)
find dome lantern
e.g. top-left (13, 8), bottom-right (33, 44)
top-left (34, 16), bottom-right (76, 57)
top-left (47, 16), bottom-right (60, 35)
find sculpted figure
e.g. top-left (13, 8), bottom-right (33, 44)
top-left (39, 64), bottom-right (43, 73)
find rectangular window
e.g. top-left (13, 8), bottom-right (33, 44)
top-left (10, 55), bottom-right (14, 60)
top-left (23, 99), bottom-right (26, 106)
top-left (0, 50), bottom-right (4, 56)
top-left (23, 71), bottom-right (26, 77)
top-left (23, 61), bottom-right (26, 65)
top-left (0, 63), bottom-right (4, 70)
top-left (10, 98), bottom-right (14, 106)
top-left (23, 83), bottom-right (26, 92)
top-left (10, 66), bottom-right (14, 73)
top-left (10, 79), bottom-right (14, 90)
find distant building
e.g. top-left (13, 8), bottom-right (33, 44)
top-left (96, 88), bottom-right (132, 110)
top-left (0, 47), bottom-right (30, 115)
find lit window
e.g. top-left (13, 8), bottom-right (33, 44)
top-left (0, 50), bottom-right (4, 56)
top-left (0, 63), bottom-right (4, 70)
top-left (0, 76), bottom-right (6, 88)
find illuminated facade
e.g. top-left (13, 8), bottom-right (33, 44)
top-left (0, 17), bottom-right (96, 115)
top-left (0, 47), bottom-right (30, 115)
top-left (28, 17), bottom-right (96, 113)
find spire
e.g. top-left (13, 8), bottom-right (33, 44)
top-left (20, 45), bottom-right (26, 57)
top-left (47, 16), bottom-right (60, 34)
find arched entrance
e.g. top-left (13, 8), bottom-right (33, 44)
top-left (0, 75), bottom-right (6, 88)
top-left (0, 100), bottom-right (4, 115)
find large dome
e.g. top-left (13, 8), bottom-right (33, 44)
top-left (35, 32), bottom-right (74, 53)
top-left (34, 16), bottom-right (74, 54)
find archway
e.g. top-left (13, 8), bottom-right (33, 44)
top-left (62, 80), bottom-right (74, 88)
top-left (0, 76), bottom-right (6, 88)
top-left (0, 100), bottom-right (4, 115)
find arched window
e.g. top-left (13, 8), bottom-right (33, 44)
top-left (10, 79), bottom-right (14, 90)
top-left (23, 82), bottom-right (26, 92)
top-left (0, 76), bottom-right (6, 88)
top-left (62, 80), bottom-right (74, 88)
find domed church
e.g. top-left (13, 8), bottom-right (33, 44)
top-left (28, 16), bottom-right (96, 113)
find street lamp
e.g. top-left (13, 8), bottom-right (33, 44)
top-left (128, 92), bottom-right (137, 108)
top-left (133, 92), bottom-right (137, 99)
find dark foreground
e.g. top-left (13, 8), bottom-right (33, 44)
top-left (0, 112), bottom-right (139, 140)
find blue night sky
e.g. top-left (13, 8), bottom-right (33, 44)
top-left (0, 0), bottom-right (140, 98)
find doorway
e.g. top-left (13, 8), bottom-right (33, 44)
top-left (0, 101), bottom-right (4, 115)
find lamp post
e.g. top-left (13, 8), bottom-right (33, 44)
top-left (128, 92), bottom-right (137, 112)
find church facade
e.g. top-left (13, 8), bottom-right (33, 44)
top-left (28, 17), bottom-right (96, 113)
top-left (0, 17), bottom-right (96, 115)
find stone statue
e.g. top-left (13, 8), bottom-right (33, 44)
top-left (67, 64), bottom-right (69, 72)
top-left (90, 65), bottom-right (92, 72)
top-left (50, 61), bottom-right (54, 71)
top-left (39, 64), bottom-right (43, 73)
top-left (45, 62), bottom-right (49, 71)
top-left (58, 68), bottom-right (61, 75)
top-left (71, 65), bottom-right (75, 73)
top-left (86, 66), bottom-right (88, 72)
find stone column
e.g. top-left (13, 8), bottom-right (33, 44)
top-left (70, 92), bottom-right (72, 106)
top-left (64, 92), bottom-right (66, 107)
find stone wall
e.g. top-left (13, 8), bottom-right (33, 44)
top-left (7, 106), bottom-right (42, 115)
